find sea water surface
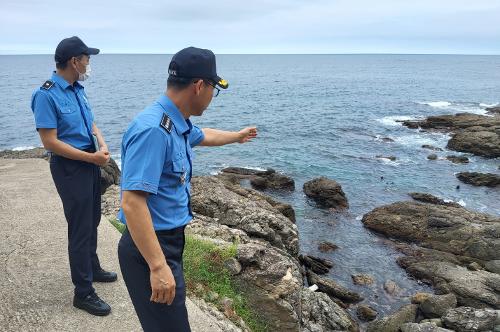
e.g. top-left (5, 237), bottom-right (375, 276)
top-left (1, 54), bottom-right (499, 318)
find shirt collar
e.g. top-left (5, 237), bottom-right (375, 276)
top-left (157, 95), bottom-right (192, 135)
top-left (51, 72), bottom-right (83, 90)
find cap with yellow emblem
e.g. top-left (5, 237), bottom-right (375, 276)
top-left (168, 46), bottom-right (228, 89)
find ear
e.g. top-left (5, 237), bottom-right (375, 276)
top-left (194, 80), bottom-right (203, 96)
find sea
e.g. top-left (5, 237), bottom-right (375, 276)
top-left (1, 54), bottom-right (499, 318)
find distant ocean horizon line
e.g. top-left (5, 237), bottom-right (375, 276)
top-left (1, 52), bottom-right (500, 56)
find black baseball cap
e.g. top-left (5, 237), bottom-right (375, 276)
top-left (55, 36), bottom-right (100, 63)
top-left (168, 47), bottom-right (228, 89)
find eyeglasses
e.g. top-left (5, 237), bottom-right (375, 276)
top-left (205, 80), bottom-right (220, 97)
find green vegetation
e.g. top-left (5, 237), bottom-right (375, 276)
top-left (107, 218), bottom-right (267, 332)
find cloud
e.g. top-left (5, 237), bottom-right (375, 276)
top-left (0, 0), bottom-right (499, 54)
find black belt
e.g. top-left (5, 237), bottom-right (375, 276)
top-left (47, 148), bottom-right (95, 158)
top-left (155, 226), bottom-right (186, 236)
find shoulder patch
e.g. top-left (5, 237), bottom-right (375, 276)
top-left (41, 80), bottom-right (54, 90)
top-left (160, 113), bottom-right (173, 133)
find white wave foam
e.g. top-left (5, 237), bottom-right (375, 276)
top-left (376, 115), bottom-right (420, 127)
top-left (393, 132), bottom-right (450, 148)
top-left (12, 146), bottom-right (37, 151)
top-left (479, 102), bottom-right (498, 108)
top-left (418, 101), bottom-right (451, 108)
top-left (457, 199), bottom-right (466, 207)
top-left (418, 101), bottom-right (491, 116)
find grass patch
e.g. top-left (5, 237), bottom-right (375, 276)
top-left (107, 218), bottom-right (267, 331)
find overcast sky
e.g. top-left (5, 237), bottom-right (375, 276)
top-left (1, 0), bottom-right (499, 54)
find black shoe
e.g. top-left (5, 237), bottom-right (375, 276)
top-left (93, 268), bottom-right (118, 282)
top-left (73, 293), bottom-right (111, 316)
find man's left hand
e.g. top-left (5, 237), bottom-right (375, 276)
top-left (238, 127), bottom-right (258, 143)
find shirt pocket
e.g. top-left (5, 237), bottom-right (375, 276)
top-left (59, 105), bottom-right (78, 115)
top-left (169, 155), bottom-right (189, 187)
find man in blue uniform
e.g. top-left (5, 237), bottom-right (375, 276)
top-left (118, 47), bottom-right (258, 331)
top-left (31, 36), bottom-right (117, 316)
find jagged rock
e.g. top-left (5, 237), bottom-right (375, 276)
top-left (442, 307), bottom-right (498, 332)
top-left (420, 318), bottom-right (444, 327)
top-left (384, 280), bottom-right (401, 296)
top-left (101, 184), bottom-right (121, 217)
top-left (220, 167), bottom-right (295, 191)
top-left (303, 177), bottom-right (349, 210)
top-left (427, 154), bottom-right (438, 160)
top-left (356, 304), bottom-right (378, 321)
top-left (411, 293), bottom-right (433, 304)
top-left (318, 241), bottom-right (339, 253)
top-left (300, 289), bottom-right (359, 332)
top-left (223, 258), bottom-right (242, 276)
top-left (191, 176), bottom-right (299, 256)
top-left (422, 145), bottom-right (444, 151)
top-left (456, 172), bottom-right (500, 187)
top-left (446, 155), bottom-right (469, 164)
top-left (100, 157), bottom-right (121, 194)
top-left (351, 274), bottom-right (375, 286)
top-left (408, 193), bottom-right (461, 208)
top-left (400, 322), bottom-right (453, 332)
top-left (486, 106), bottom-right (500, 115)
top-left (403, 113), bottom-right (500, 158)
top-left (299, 255), bottom-right (333, 274)
top-left (235, 241), bottom-right (303, 331)
top-left (0, 147), bottom-right (48, 159)
top-left (307, 271), bottom-right (363, 304)
top-left (363, 201), bottom-right (500, 309)
top-left (467, 262), bottom-right (483, 271)
top-left (398, 258), bottom-right (500, 309)
top-left (484, 260), bottom-right (500, 274)
top-left (366, 304), bottom-right (418, 332)
top-left (362, 201), bottom-right (500, 262)
top-left (420, 293), bottom-right (457, 318)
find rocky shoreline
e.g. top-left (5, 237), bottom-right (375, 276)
top-left (3, 132), bottom-right (499, 331)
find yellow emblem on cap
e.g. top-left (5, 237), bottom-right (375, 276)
top-left (218, 79), bottom-right (229, 89)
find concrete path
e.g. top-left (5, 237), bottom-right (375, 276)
top-left (0, 158), bottom-right (223, 331)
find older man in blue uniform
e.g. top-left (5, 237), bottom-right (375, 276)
top-left (118, 47), bottom-right (257, 331)
top-left (31, 36), bottom-right (117, 316)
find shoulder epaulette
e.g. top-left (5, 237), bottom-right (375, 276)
top-left (160, 113), bottom-right (173, 133)
top-left (41, 80), bottom-right (54, 90)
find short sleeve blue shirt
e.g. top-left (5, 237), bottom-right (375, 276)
top-left (30, 72), bottom-right (95, 150)
top-left (118, 95), bottom-right (205, 230)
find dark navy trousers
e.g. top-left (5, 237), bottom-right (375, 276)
top-left (118, 227), bottom-right (190, 332)
top-left (49, 154), bottom-right (101, 299)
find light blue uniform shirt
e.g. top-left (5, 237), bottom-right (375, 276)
top-left (31, 72), bottom-right (95, 150)
top-left (118, 95), bottom-right (205, 230)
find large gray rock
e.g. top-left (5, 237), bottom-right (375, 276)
top-left (399, 258), bottom-right (500, 309)
top-left (420, 293), bottom-right (458, 318)
top-left (362, 201), bottom-right (500, 262)
top-left (442, 307), bottom-right (498, 332)
top-left (456, 172), bottom-right (500, 187)
top-left (100, 158), bottom-right (121, 194)
top-left (303, 177), bottom-right (349, 210)
top-left (400, 322), bottom-right (454, 332)
top-left (300, 290), bottom-right (358, 332)
top-left (363, 201), bottom-right (500, 309)
top-left (191, 176), bottom-right (299, 256)
top-left (402, 113), bottom-right (500, 158)
top-left (366, 304), bottom-right (418, 332)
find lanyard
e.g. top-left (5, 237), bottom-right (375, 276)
top-left (72, 88), bottom-right (94, 143)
